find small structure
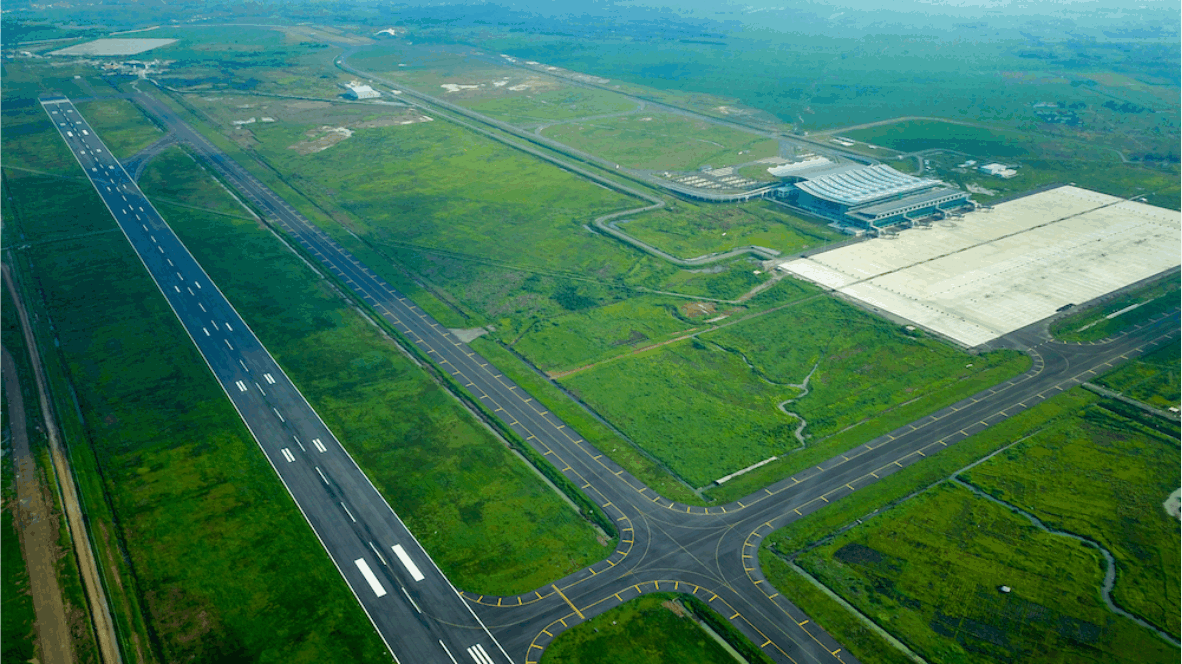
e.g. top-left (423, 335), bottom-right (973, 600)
top-left (979, 163), bottom-right (1017, 179)
top-left (999, 585), bottom-right (1012, 594)
top-left (343, 81), bottom-right (380, 100)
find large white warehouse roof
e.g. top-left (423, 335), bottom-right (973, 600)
top-left (797, 164), bottom-right (941, 206)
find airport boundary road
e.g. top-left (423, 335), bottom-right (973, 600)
top-left (41, 96), bottom-right (511, 664)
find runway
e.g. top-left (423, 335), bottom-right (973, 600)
top-left (49, 88), bottom-right (1180, 664)
top-left (41, 96), bottom-right (511, 664)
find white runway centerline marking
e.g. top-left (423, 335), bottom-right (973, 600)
top-left (281, 448), bottom-right (295, 463)
top-left (392, 544), bottom-right (425, 582)
top-left (312, 438), bottom-right (326, 453)
top-left (255, 382), bottom-right (266, 396)
top-left (401, 585), bottom-right (423, 614)
top-left (368, 541), bottom-right (388, 566)
top-left (272, 407), bottom-right (284, 423)
top-left (224, 322), bottom-right (231, 332)
top-left (203, 328), bottom-right (210, 336)
top-left (354, 559), bottom-right (386, 598)
top-left (315, 466), bottom-right (328, 484)
top-left (240, 359), bottom-right (250, 372)
top-left (439, 642), bottom-right (459, 664)
top-left (198, 303), bottom-right (206, 312)
top-left (341, 502), bottom-right (356, 523)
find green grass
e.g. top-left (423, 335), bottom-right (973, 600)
top-left (540, 593), bottom-right (739, 664)
top-left (844, 119), bottom-right (1181, 210)
top-left (1051, 277), bottom-right (1181, 342)
top-left (466, 87), bottom-right (639, 125)
top-left (962, 401), bottom-right (1181, 636)
top-left (467, 337), bottom-right (705, 506)
top-left (136, 145), bottom-right (253, 218)
top-left (1095, 343), bottom-right (1181, 409)
top-left (13, 217), bottom-right (390, 663)
top-left (617, 199), bottom-right (842, 260)
top-left (141, 154), bottom-right (609, 595)
top-left (541, 112), bottom-right (779, 171)
top-left (561, 295), bottom-right (1027, 489)
top-left (759, 551), bottom-right (914, 664)
top-left (798, 482), bottom-right (1177, 664)
top-left (74, 98), bottom-right (164, 160)
top-left (511, 295), bottom-right (696, 372)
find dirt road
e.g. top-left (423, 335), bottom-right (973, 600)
top-left (4, 345), bottom-right (75, 664)
top-left (4, 264), bottom-right (123, 664)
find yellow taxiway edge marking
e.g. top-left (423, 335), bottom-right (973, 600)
top-left (799, 619), bottom-right (809, 626)
top-left (846, 483), bottom-right (855, 491)
top-left (614, 593), bottom-right (622, 601)
top-left (762, 640), bottom-right (772, 647)
top-left (730, 612), bottom-right (740, 619)
top-left (536, 591), bottom-right (543, 599)
top-left (497, 598), bottom-right (502, 606)
top-left (794, 508), bottom-right (801, 515)
top-left (768, 593), bottom-right (779, 599)
top-left (552, 585), bottom-right (584, 620)
top-left (821, 495), bottom-right (829, 503)
top-left (559, 618), bottom-right (567, 627)
top-left (542, 630), bottom-right (551, 637)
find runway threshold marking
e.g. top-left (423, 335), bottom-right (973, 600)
top-left (354, 558), bottom-right (387, 597)
top-left (552, 584), bottom-right (584, 619)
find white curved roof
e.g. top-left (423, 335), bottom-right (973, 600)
top-left (797, 164), bottom-right (940, 206)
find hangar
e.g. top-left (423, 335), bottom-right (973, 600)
top-left (778, 186), bottom-right (1180, 347)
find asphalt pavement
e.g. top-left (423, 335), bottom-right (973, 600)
top-left (50, 88), bottom-right (1180, 664)
top-left (41, 96), bottom-right (511, 664)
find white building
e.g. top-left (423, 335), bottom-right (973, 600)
top-left (343, 81), bottom-right (380, 100)
top-left (979, 163), bottom-right (1017, 178)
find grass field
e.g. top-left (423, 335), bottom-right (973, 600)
top-left (140, 153), bottom-right (609, 595)
top-left (9, 182), bottom-right (391, 662)
top-left (1051, 276), bottom-right (1181, 342)
top-left (561, 295), bottom-right (1027, 489)
top-left (844, 119), bottom-right (1181, 210)
top-left (467, 87), bottom-right (639, 125)
top-left (962, 401), bottom-right (1181, 636)
top-left (617, 199), bottom-right (842, 260)
top-left (75, 98), bottom-right (163, 159)
top-left (798, 481), bottom-right (1177, 664)
top-left (511, 295), bottom-right (696, 372)
top-left (541, 112), bottom-right (779, 171)
top-left (540, 593), bottom-right (744, 664)
top-left (1095, 343), bottom-right (1181, 409)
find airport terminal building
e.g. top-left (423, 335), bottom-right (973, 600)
top-left (780, 164), bottom-right (971, 232)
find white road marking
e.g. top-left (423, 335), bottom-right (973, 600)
top-left (224, 322), bottom-right (232, 332)
top-left (210, 321), bottom-right (218, 330)
top-left (368, 541), bottom-right (388, 566)
top-left (293, 436), bottom-right (306, 452)
top-left (392, 544), bottom-right (425, 582)
top-left (400, 585), bottom-right (422, 614)
top-left (138, 206), bottom-right (143, 211)
top-left (150, 235), bottom-right (156, 243)
top-left (225, 339), bottom-right (234, 350)
top-left (281, 448), bottom-right (294, 463)
top-left (312, 438), bottom-right (326, 453)
top-left (255, 382), bottom-right (266, 396)
top-left (354, 559), bottom-right (386, 597)
top-left (158, 246), bottom-right (164, 253)
top-left (187, 288), bottom-right (194, 295)
top-left (467, 644), bottom-right (494, 664)
top-left (194, 281), bottom-right (201, 289)
top-left (203, 328), bottom-right (210, 336)
top-left (173, 286), bottom-right (180, 293)
top-left (176, 272), bottom-right (183, 281)
top-left (198, 303), bottom-right (206, 312)
top-left (341, 502), bottom-right (356, 523)
top-left (439, 642), bottom-right (458, 664)
top-left (166, 259), bottom-right (173, 266)
top-left (263, 373), bottom-right (276, 384)
top-left (272, 407), bottom-right (284, 422)
top-left (315, 466), bottom-right (328, 484)
top-left (235, 380), bottom-right (247, 392)
top-left (142, 224), bottom-right (148, 231)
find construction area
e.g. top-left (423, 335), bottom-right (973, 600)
top-left (778, 185), bottom-right (1181, 347)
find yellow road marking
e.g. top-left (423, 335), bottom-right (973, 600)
top-left (552, 584), bottom-right (584, 619)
